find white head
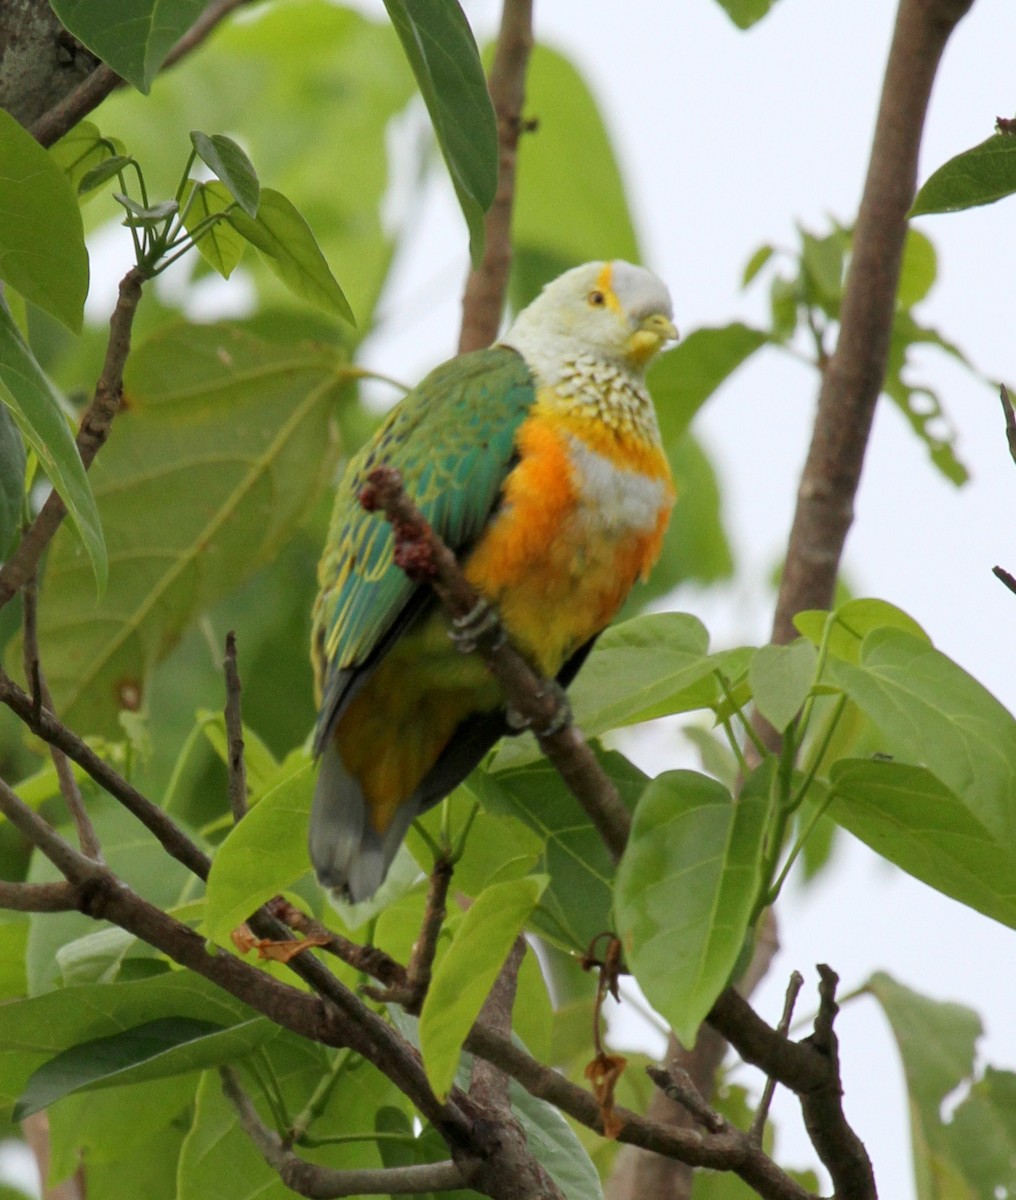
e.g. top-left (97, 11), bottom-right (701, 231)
top-left (501, 261), bottom-right (678, 384)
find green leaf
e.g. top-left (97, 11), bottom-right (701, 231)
top-left (0, 405), bottom-right (25, 556)
top-left (14, 1016), bottom-right (276, 1118)
top-left (48, 1076), bottom-right (193, 1200)
top-left (828, 629), bottom-right (1016, 843)
top-left (947, 1068), bottom-right (1016, 1200)
top-left (196, 710), bottom-right (281, 800)
top-left (493, 613), bottom-right (750, 772)
top-left (181, 180), bottom-right (246, 279)
top-left (794, 597), bottom-right (930, 663)
top-left (828, 760), bottom-right (1016, 929)
top-left (912, 133), bottom-right (1016, 216)
top-left (0, 299), bottom-right (107, 592)
top-left (229, 189), bottom-right (355, 323)
top-left (48, 121), bottom-right (127, 199)
top-left (382, 0), bottom-right (497, 264)
top-left (94, 4), bottom-right (415, 322)
top-left (712, 0), bottom-right (782, 29)
top-left (0, 971), bottom-right (268, 1119)
top-left (748, 640), bottom-right (817, 731)
top-left (204, 762), bottom-right (314, 948)
top-left (177, 1032), bottom-right (405, 1198)
top-left (474, 750), bottom-right (646, 953)
top-left (190, 132), bottom-right (260, 218)
top-left (49, 0), bottom-right (207, 93)
top-left (867, 972), bottom-right (982, 1200)
top-left (25, 323), bottom-right (351, 736)
top-left (615, 768), bottom-right (768, 1047)
top-left (898, 228), bottom-right (938, 309)
top-left (648, 323), bottom-right (769, 446)
top-left (23, 804), bottom-right (202, 995)
top-left (419, 875), bottom-right (547, 1099)
top-left (0, 107), bottom-right (88, 332)
top-left (510, 46), bottom-right (640, 305)
top-left (741, 243), bottom-right (775, 287)
top-left (510, 1080), bottom-right (604, 1200)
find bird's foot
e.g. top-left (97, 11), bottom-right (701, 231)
top-left (449, 597), bottom-right (503, 654)
top-left (506, 680), bottom-right (572, 737)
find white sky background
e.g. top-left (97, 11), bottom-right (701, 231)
top-left (361, 1), bottom-right (1016, 1196)
top-left (6, 2), bottom-right (1014, 1197)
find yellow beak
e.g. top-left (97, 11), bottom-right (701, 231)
top-left (626, 312), bottom-right (679, 365)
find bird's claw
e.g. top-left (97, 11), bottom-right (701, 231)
top-left (507, 681), bottom-right (572, 737)
top-left (449, 598), bottom-right (502, 654)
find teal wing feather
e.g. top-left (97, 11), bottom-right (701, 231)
top-left (311, 346), bottom-right (536, 747)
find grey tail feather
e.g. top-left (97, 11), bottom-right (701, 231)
top-left (308, 743), bottom-right (420, 903)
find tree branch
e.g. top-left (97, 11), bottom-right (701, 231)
top-left (770, 0), bottom-right (975, 646)
top-left (0, 666), bottom-right (213, 880)
top-left (224, 631), bottom-right (248, 823)
top-left (0, 265), bottom-right (148, 610)
top-left (29, 0), bottom-right (257, 147)
top-left (457, 0), bottom-right (534, 353)
top-left (0, 879), bottom-right (76, 912)
top-left (220, 1067), bottom-right (472, 1199)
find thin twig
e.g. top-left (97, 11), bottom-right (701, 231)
top-left (749, 971), bottom-right (804, 1144)
top-left (646, 1065), bottom-right (726, 1135)
top-left (265, 897), bottom-right (408, 990)
top-left (0, 776), bottom-right (101, 883)
top-left (993, 565), bottom-right (1016, 597)
top-left (797, 966), bottom-right (875, 1200)
top-left (0, 266), bottom-right (148, 609)
top-left (20, 572), bottom-right (102, 860)
top-left (458, 0), bottom-right (534, 353)
top-left (0, 666), bottom-right (212, 880)
top-left (31, 0), bottom-right (258, 147)
top-left (359, 465), bottom-right (631, 860)
top-left (224, 631), bottom-right (248, 823)
top-left (999, 384), bottom-right (1016, 467)
top-left (219, 1067), bottom-right (471, 1198)
top-left (366, 856), bottom-right (453, 1010)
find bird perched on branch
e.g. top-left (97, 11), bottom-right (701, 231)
top-left (309, 260), bottom-right (677, 901)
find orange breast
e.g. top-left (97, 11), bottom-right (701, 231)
top-left (464, 407), bottom-right (674, 675)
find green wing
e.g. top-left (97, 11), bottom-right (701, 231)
top-left (312, 345), bottom-right (535, 742)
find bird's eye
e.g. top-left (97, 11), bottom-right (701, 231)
top-left (588, 290), bottom-right (606, 307)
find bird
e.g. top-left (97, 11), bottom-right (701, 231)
top-left (308, 260), bottom-right (677, 901)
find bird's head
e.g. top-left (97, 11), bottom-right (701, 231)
top-left (503, 260), bottom-right (678, 379)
